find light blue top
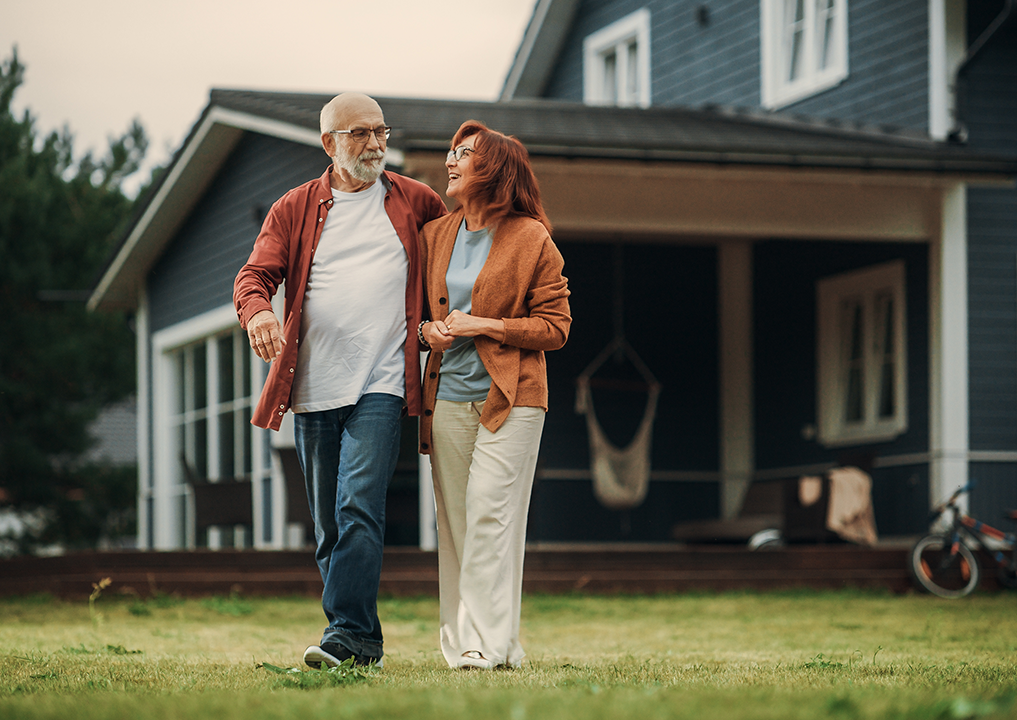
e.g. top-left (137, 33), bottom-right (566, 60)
top-left (437, 220), bottom-right (494, 402)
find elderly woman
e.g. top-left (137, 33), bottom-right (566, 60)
top-left (418, 121), bottom-right (571, 670)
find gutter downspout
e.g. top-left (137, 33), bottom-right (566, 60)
top-left (949, 0), bottom-right (1014, 142)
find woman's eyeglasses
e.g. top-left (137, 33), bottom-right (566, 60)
top-left (446, 146), bottom-right (474, 163)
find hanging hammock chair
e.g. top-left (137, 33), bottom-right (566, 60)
top-left (576, 335), bottom-right (662, 510)
top-left (575, 245), bottom-right (662, 511)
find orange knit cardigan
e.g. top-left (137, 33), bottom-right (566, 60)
top-left (418, 209), bottom-right (571, 453)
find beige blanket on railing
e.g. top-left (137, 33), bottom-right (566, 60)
top-left (799, 466), bottom-right (878, 545)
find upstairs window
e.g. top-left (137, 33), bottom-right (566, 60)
top-left (761, 0), bottom-right (848, 109)
top-left (816, 261), bottom-right (907, 446)
top-left (584, 8), bottom-right (651, 107)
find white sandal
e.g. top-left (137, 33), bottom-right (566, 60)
top-left (459, 650), bottom-right (494, 670)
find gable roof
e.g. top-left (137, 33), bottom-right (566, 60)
top-left (89, 89), bottom-right (1017, 312)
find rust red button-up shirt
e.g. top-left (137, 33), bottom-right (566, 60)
top-left (234, 167), bottom-right (448, 430)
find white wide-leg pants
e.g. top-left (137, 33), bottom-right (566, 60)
top-left (429, 399), bottom-right (545, 668)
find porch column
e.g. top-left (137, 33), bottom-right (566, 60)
top-left (719, 241), bottom-right (755, 519)
top-left (929, 183), bottom-right (969, 510)
top-left (135, 288), bottom-right (152, 550)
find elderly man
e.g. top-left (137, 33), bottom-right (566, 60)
top-left (234, 93), bottom-right (447, 668)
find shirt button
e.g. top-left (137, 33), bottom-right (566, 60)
top-left (289, 368), bottom-right (294, 373)
top-left (421, 443), bottom-right (429, 450)
top-left (279, 405), bottom-right (285, 409)
top-left (429, 372), bottom-right (437, 379)
top-left (439, 298), bottom-right (447, 305)
top-left (318, 218), bottom-right (323, 223)
top-left (424, 409), bottom-right (432, 416)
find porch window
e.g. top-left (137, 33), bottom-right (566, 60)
top-left (584, 8), bottom-right (651, 107)
top-left (816, 261), bottom-right (907, 446)
top-left (760, 0), bottom-right (848, 109)
top-left (169, 327), bottom-right (255, 547)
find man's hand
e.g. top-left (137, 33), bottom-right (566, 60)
top-left (247, 309), bottom-right (286, 361)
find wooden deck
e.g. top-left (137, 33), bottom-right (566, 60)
top-left (2, 542), bottom-right (981, 599)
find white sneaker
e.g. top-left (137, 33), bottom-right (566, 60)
top-left (303, 643), bottom-right (383, 669)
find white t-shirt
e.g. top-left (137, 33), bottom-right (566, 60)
top-left (291, 181), bottom-right (408, 413)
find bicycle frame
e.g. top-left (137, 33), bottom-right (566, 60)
top-left (935, 486), bottom-right (1016, 571)
top-left (957, 514), bottom-right (1016, 566)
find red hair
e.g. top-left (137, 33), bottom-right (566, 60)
top-left (450, 120), bottom-right (552, 234)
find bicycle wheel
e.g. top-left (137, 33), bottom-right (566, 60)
top-left (909, 534), bottom-right (980, 598)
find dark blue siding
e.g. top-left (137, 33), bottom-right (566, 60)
top-left (654, 1), bottom-right (761, 107)
top-left (753, 240), bottom-right (930, 535)
top-left (785, 0), bottom-right (929, 130)
top-left (968, 186), bottom-right (1017, 452)
top-left (148, 134), bottom-right (326, 332)
top-left (542, 0), bottom-right (762, 107)
top-left (541, 0), bottom-right (929, 131)
top-left (968, 463), bottom-right (1017, 523)
top-left (964, 10), bottom-right (1017, 453)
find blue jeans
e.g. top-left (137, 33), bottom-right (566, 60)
top-left (293, 393), bottom-right (403, 660)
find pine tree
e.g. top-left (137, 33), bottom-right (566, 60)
top-left (0, 47), bottom-right (147, 552)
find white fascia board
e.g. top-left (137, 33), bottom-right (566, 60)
top-left (209, 107), bottom-right (321, 147)
top-left (929, 0), bottom-right (949, 139)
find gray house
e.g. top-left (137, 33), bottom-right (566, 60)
top-left (90, 0), bottom-right (1017, 550)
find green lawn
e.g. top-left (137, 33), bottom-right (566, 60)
top-left (1, 588), bottom-right (1015, 719)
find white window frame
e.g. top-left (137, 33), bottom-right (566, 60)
top-left (816, 260), bottom-right (908, 447)
top-left (584, 8), bottom-right (651, 108)
top-left (760, 0), bottom-right (849, 109)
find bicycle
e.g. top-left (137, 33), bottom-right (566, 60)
top-left (909, 483), bottom-right (1017, 598)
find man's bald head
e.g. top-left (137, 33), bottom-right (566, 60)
top-left (320, 93), bottom-right (384, 135)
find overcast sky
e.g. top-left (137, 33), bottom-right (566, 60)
top-left (3, 0), bottom-right (536, 191)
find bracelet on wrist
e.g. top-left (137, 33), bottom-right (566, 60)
top-left (417, 320), bottom-right (428, 345)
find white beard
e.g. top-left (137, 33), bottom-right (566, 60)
top-left (336, 145), bottom-right (387, 183)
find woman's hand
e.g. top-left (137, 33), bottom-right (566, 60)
top-left (422, 319), bottom-right (454, 352)
top-left (443, 310), bottom-right (506, 343)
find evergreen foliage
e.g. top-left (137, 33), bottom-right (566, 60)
top-left (0, 47), bottom-right (147, 552)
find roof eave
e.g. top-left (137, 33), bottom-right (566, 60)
top-left (500, 0), bottom-right (582, 100)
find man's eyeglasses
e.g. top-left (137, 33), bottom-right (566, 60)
top-left (330, 126), bottom-right (392, 144)
top-left (446, 146), bottom-right (474, 163)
